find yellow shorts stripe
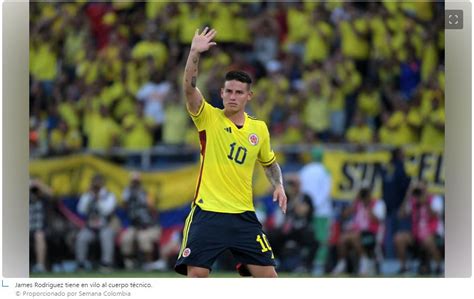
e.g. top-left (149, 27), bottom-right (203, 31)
top-left (178, 204), bottom-right (197, 258)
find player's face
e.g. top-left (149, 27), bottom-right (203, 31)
top-left (221, 80), bottom-right (252, 113)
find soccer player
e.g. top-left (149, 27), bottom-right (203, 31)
top-left (174, 27), bottom-right (287, 278)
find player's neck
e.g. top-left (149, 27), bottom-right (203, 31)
top-left (224, 109), bottom-right (245, 127)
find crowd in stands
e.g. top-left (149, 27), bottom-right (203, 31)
top-left (30, 173), bottom-right (180, 274)
top-left (29, 1), bottom-right (445, 157)
top-left (257, 147), bottom-right (444, 276)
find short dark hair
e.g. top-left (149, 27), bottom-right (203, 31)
top-left (225, 70), bottom-right (252, 86)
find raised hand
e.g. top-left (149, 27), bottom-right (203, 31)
top-left (191, 27), bottom-right (217, 53)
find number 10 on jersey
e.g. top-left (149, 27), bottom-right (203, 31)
top-left (227, 142), bottom-right (247, 164)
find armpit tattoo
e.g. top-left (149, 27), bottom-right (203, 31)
top-left (191, 76), bottom-right (197, 88)
top-left (264, 162), bottom-right (283, 187)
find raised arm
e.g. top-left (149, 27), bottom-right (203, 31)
top-left (264, 162), bottom-right (287, 214)
top-left (183, 27), bottom-right (217, 114)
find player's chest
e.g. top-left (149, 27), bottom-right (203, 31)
top-left (208, 125), bottom-right (261, 162)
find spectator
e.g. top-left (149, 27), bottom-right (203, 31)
top-left (87, 105), bottom-right (121, 152)
top-left (29, 178), bottom-right (53, 272)
top-left (162, 90), bottom-right (189, 145)
top-left (250, 12), bottom-right (280, 67)
top-left (121, 101), bottom-right (154, 150)
top-left (131, 25), bottom-right (169, 72)
top-left (61, 8), bottom-right (91, 74)
top-left (332, 185), bottom-right (386, 275)
top-left (345, 111), bottom-right (374, 145)
top-left (120, 172), bottom-right (165, 271)
top-left (399, 46), bottom-right (421, 100)
top-left (303, 80), bottom-right (330, 142)
top-left (267, 177), bottom-right (318, 273)
top-left (75, 174), bottom-right (117, 271)
top-left (48, 118), bottom-right (82, 155)
top-left (136, 71), bottom-right (172, 144)
top-left (45, 104), bottom-right (61, 136)
top-left (29, 115), bottom-right (48, 155)
top-left (75, 41), bottom-right (102, 86)
top-left (381, 148), bottom-right (411, 260)
top-left (84, 2), bottom-right (113, 50)
top-left (176, 2), bottom-right (208, 45)
top-left (420, 32), bottom-right (439, 83)
top-left (284, 2), bottom-right (309, 58)
top-left (356, 82), bottom-right (382, 130)
top-left (303, 8), bottom-right (333, 65)
top-left (299, 147), bottom-right (332, 272)
top-left (368, 4), bottom-right (392, 61)
top-left (420, 95), bottom-right (444, 148)
top-left (281, 109), bottom-right (304, 145)
top-left (338, 5), bottom-right (370, 75)
top-left (208, 2), bottom-right (247, 45)
top-left (57, 85), bottom-right (81, 132)
top-left (248, 88), bottom-right (272, 125)
top-left (396, 180), bottom-right (444, 275)
top-left (327, 79), bottom-right (346, 141)
top-left (29, 27), bottom-right (59, 97)
top-left (333, 53), bottom-right (363, 130)
top-left (406, 94), bottom-right (424, 142)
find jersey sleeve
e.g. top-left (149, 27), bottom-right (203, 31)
top-left (258, 123), bottom-right (276, 167)
top-left (187, 98), bottom-right (215, 131)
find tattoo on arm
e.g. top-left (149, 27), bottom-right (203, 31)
top-left (184, 50), bottom-right (200, 91)
top-left (182, 48), bottom-right (203, 112)
top-left (264, 162), bottom-right (283, 188)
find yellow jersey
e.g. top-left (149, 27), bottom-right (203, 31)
top-left (188, 99), bottom-right (276, 213)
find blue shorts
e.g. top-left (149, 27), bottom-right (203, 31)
top-left (174, 204), bottom-right (276, 276)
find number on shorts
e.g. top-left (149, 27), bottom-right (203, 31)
top-left (256, 234), bottom-right (272, 252)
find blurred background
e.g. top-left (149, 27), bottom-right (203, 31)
top-left (28, 0), bottom-right (445, 277)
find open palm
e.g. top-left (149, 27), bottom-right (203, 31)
top-left (191, 27), bottom-right (217, 53)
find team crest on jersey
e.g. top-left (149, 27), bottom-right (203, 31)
top-left (183, 248), bottom-right (191, 258)
top-left (248, 133), bottom-right (259, 146)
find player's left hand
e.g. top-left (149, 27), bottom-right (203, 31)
top-left (273, 185), bottom-right (287, 214)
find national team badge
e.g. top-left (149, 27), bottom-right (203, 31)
top-left (248, 133), bottom-right (259, 146)
top-left (183, 248), bottom-right (191, 257)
